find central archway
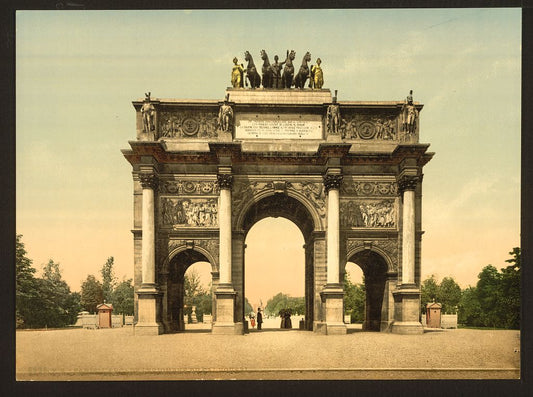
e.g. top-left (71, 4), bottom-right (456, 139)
top-left (238, 193), bottom-right (319, 330)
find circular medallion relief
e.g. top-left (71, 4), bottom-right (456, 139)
top-left (361, 182), bottom-right (374, 195)
top-left (182, 117), bottom-right (199, 136)
top-left (358, 122), bottom-right (376, 140)
top-left (183, 181), bottom-right (197, 193)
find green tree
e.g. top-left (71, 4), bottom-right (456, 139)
top-left (458, 286), bottom-right (483, 327)
top-left (437, 277), bottom-right (462, 314)
top-left (244, 297), bottom-right (254, 315)
top-left (476, 265), bottom-right (502, 327)
top-left (184, 269), bottom-right (211, 322)
top-left (264, 292), bottom-right (304, 317)
top-left (100, 256), bottom-right (117, 303)
top-left (112, 278), bottom-right (134, 315)
top-left (420, 275), bottom-right (439, 314)
top-left (38, 260), bottom-right (80, 327)
top-left (500, 247), bottom-right (520, 329)
top-left (344, 273), bottom-right (365, 323)
top-left (81, 275), bottom-right (104, 313)
top-left (15, 235), bottom-right (39, 328)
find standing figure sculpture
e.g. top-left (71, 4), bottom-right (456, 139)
top-left (244, 51), bottom-right (261, 89)
top-left (141, 92), bottom-right (156, 133)
top-left (271, 55), bottom-right (285, 89)
top-left (281, 50), bottom-right (296, 89)
top-left (310, 58), bottom-right (324, 89)
top-left (327, 91), bottom-right (341, 135)
top-left (231, 57), bottom-right (244, 88)
top-left (260, 49), bottom-right (273, 89)
top-left (218, 94), bottom-right (233, 132)
top-left (294, 51), bottom-right (311, 89)
top-left (402, 90), bottom-right (419, 135)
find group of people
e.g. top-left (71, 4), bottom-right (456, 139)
top-left (249, 308), bottom-right (264, 330)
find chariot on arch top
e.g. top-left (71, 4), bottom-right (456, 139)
top-left (131, 51), bottom-right (423, 146)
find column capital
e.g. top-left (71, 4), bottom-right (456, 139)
top-left (323, 174), bottom-right (343, 193)
top-left (139, 172), bottom-right (159, 190)
top-left (217, 173), bottom-right (233, 190)
top-left (398, 175), bottom-right (419, 193)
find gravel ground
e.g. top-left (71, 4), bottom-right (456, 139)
top-left (16, 320), bottom-right (520, 380)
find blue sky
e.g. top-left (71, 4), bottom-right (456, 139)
top-left (16, 9), bottom-right (521, 304)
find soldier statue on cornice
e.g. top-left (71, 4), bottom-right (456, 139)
top-left (218, 94), bottom-right (233, 132)
top-left (141, 92), bottom-right (156, 133)
top-left (327, 90), bottom-right (341, 135)
top-left (402, 90), bottom-right (419, 135)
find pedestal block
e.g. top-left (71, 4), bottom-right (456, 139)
top-left (391, 286), bottom-right (424, 335)
top-left (135, 286), bottom-right (163, 335)
top-left (212, 284), bottom-right (238, 334)
top-left (320, 284), bottom-right (347, 335)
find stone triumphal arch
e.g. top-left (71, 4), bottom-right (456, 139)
top-left (123, 71), bottom-right (433, 336)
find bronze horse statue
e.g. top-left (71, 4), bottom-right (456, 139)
top-left (260, 49), bottom-right (273, 89)
top-left (294, 51), bottom-right (311, 89)
top-left (244, 51), bottom-right (261, 89)
top-left (281, 50), bottom-right (296, 89)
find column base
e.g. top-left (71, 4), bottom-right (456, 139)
top-left (136, 286), bottom-right (163, 336)
top-left (213, 283), bottom-right (236, 333)
top-left (320, 284), bottom-right (347, 335)
top-left (134, 323), bottom-right (164, 336)
top-left (212, 322), bottom-right (243, 335)
top-left (390, 321), bottom-right (424, 335)
top-left (391, 287), bottom-right (423, 335)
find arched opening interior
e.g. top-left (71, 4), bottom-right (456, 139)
top-left (244, 218), bottom-right (305, 330)
top-left (241, 194), bottom-right (316, 331)
top-left (166, 250), bottom-right (213, 332)
top-left (345, 251), bottom-right (388, 331)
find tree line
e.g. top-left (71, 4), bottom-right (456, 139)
top-left (16, 234), bottom-right (134, 329)
top-left (419, 247), bottom-right (520, 329)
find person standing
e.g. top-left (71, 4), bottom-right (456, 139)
top-left (257, 308), bottom-right (263, 330)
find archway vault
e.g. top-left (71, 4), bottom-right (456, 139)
top-left (238, 192), bottom-right (318, 331)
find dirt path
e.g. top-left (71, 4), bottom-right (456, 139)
top-left (16, 325), bottom-right (520, 380)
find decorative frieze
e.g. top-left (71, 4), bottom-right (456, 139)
top-left (341, 181), bottom-right (398, 196)
top-left (159, 180), bottom-right (219, 195)
top-left (161, 197), bottom-right (218, 228)
top-left (159, 111), bottom-right (218, 138)
top-left (139, 173), bottom-right (158, 190)
top-left (340, 113), bottom-right (397, 141)
top-left (340, 199), bottom-right (397, 228)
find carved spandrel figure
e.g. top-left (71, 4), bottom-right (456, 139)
top-left (271, 55), bottom-right (285, 89)
top-left (141, 92), bottom-right (156, 133)
top-left (402, 89), bottom-right (419, 135)
top-left (327, 91), bottom-right (341, 135)
top-left (231, 57), bottom-right (244, 88)
top-left (310, 58), bottom-right (323, 89)
top-left (218, 94), bottom-right (233, 132)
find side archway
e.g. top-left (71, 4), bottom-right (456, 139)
top-left (163, 248), bottom-right (215, 332)
top-left (345, 249), bottom-right (390, 331)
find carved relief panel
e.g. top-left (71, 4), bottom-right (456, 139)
top-left (159, 110), bottom-right (219, 138)
top-left (340, 199), bottom-right (397, 228)
top-left (340, 112), bottom-right (398, 141)
top-left (159, 179), bottom-right (219, 229)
